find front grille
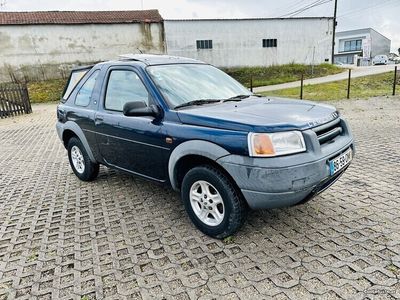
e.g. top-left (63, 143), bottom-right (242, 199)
top-left (312, 118), bottom-right (343, 145)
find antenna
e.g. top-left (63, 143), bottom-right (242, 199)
top-left (137, 48), bottom-right (143, 54)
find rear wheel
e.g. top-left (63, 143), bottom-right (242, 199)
top-left (67, 137), bottom-right (99, 181)
top-left (181, 165), bottom-right (247, 238)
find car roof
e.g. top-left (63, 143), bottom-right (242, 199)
top-left (116, 54), bottom-right (205, 66)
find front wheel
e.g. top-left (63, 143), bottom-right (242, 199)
top-left (181, 165), bottom-right (247, 238)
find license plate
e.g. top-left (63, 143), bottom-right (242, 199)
top-left (329, 148), bottom-right (352, 176)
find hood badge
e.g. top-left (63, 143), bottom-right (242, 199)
top-left (308, 111), bottom-right (339, 128)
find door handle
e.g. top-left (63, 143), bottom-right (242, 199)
top-left (95, 116), bottom-right (104, 124)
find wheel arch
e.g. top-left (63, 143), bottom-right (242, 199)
top-left (60, 121), bottom-right (96, 163)
top-left (169, 140), bottom-right (236, 191)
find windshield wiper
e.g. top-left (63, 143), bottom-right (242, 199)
top-left (222, 94), bottom-right (262, 102)
top-left (222, 94), bottom-right (252, 102)
top-left (174, 99), bottom-right (221, 110)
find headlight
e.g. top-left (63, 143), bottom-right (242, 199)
top-left (248, 131), bottom-right (306, 157)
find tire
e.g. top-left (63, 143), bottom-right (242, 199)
top-left (67, 137), bottom-right (99, 181)
top-left (181, 165), bottom-right (247, 238)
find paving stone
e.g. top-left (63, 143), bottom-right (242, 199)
top-left (0, 97), bottom-right (399, 299)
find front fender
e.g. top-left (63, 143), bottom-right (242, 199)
top-left (168, 140), bottom-right (230, 191)
top-left (56, 121), bottom-right (97, 163)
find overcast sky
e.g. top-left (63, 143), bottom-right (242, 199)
top-left (2, 0), bottom-right (399, 52)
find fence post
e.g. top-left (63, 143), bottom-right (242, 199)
top-left (300, 74), bottom-right (304, 100)
top-left (393, 66), bottom-right (398, 96)
top-left (22, 84), bottom-right (32, 113)
top-left (347, 69), bottom-right (351, 99)
top-left (250, 76), bottom-right (253, 93)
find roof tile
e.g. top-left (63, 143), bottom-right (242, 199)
top-left (0, 10), bottom-right (163, 25)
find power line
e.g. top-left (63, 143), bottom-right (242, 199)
top-left (290, 0), bottom-right (332, 17)
top-left (279, 0), bottom-right (325, 17)
top-left (268, 0), bottom-right (306, 17)
top-left (337, 0), bottom-right (396, 18)
top-left (278, 0), bottom-right (332, 18)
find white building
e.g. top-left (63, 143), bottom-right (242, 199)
top-left (0, 11), bottom-right (336, 81)
top-left (334, 28), bottom-right (391, 65)
top-left (164, 18), bottom-right (334, 67)
top-left (0, 10), bottom-right (165, 82)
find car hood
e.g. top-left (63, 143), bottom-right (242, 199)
top-left (176, 96), bottom-right (339, 132)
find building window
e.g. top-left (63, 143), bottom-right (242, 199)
top-left (344, 39), bottom-right (362, 52)
top-left (262, 39), bottom-right (277, 48)
top-left (196, 40), bottom-right (213, 49)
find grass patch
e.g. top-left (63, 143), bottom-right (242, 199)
top-left (28, 79), bottom-right (65, 103)
top-left (223, 236), bottom-right (235, 244)
top-left (224, 63), bottom-right (343, 87)
top-left (262, 71), bottom-right (395, 101)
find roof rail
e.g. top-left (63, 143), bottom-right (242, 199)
top-left (118, 54), bottom-right (142, 61)
top-left (117, 54), bottom-right (203, 65)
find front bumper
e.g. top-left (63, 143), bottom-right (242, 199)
top-left (217, 118), bottom-right (354, 209)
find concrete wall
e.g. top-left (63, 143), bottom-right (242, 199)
top-left (0, 23), bottom-right (165, 82)
top-left (164, 18), bottom-right (333, 67)
top-left (370, 29), bottom-right (391, 57)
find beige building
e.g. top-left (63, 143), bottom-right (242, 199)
top-left (0, 10), bottom-right (165, 82)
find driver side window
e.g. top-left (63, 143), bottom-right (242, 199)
top-left (105, 70), bottom-right (149, 111)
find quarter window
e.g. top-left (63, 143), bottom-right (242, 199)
top-left (75, 70), bottom-right (99, 107)
top-left (105, 70), bottom-right (149, 112)
top-left (196, 40), bottom-right (213, 49)
top-left (262, 39), bottom-right (277, 48)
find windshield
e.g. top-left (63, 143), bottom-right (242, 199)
top-left (147, 64), bottom-right (251, 108)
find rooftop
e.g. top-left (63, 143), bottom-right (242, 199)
top-left (165, 17), bottom-right (333, 21)
top-left (336, 27), bottom-right (390, 41)
top-left (0, 10), bottom-right (163, 25)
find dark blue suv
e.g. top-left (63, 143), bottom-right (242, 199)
top-left (56, 54), bottom-right (354, 238)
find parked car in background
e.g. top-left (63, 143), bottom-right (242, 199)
top-left (56, 54), bottom-right (354, 238)
top-left (388, 53), bottom-right (400, 64)
top-left (372, 55), bottom-right (389, 65)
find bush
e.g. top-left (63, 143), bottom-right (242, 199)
top-left (28, 79), bottom-right (65, 103)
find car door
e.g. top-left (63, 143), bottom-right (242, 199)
top-left (95, 66), bottom-right (169, 182)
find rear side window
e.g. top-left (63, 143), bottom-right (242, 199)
top-left (105, 70), bottom-right (149, 111)
top-left (75, 70), bottom-right (99, 107)
top-left (62, 68), bottom-right (90, 101)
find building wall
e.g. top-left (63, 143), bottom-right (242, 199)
top-left (0, 23), bottom-right (165, 82)
top-left (335, 33), bottom-right (369, 54)
top-left (164, 18), bottom-right (333, 68)
top-left (370, 29), bottom-right (391, 57)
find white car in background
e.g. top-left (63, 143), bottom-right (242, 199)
top-left (372, 55), bottom-right (388, 65)
top-left (388, 53), bottom-right (400, 64)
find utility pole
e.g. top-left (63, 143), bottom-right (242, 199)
top-left (331, 0), bottom-right (338, 64)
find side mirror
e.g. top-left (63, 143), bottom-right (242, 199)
top-left (123, 101), bottom-right (161, 118)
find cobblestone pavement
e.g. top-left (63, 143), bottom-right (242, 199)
top-left (0, 97), bottom-right (399, 300)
